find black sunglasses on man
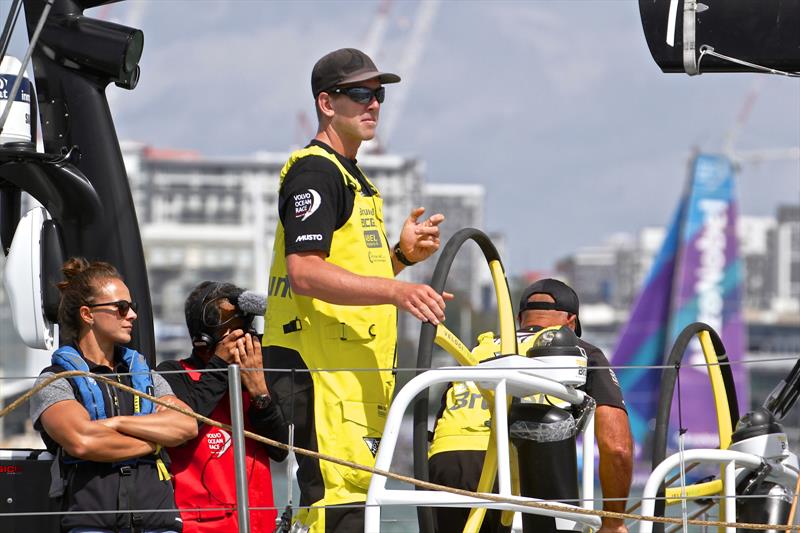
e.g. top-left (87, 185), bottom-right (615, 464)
top-left (328, 85), bottom-right (385, 104)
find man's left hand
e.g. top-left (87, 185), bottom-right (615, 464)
top-left (398, 207), bottom-right (444, 264)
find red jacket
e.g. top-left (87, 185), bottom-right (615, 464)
top-left (168, 359), bottom-right (277, 533)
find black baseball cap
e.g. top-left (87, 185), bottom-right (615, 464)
top-left (311, 48), bottom-right (401, 97)
top-left (518, 278), bottom-right (582, 337)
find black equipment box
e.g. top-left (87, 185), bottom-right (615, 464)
top-left (0, 449), bottom-right (60, 533)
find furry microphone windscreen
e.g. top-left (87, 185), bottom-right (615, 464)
top-left (237, 290), bottom-right (267, 316)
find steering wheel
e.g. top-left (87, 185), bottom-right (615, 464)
top-left (651, 322), bottom-right (739, 533)
top-left (412, 228), bottom-right (518, 533)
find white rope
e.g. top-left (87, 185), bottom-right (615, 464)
top-left (2, 352), bottom-right (797, 380)
top-left (678, 430), bottom-right (689, 531)
top-left (3, 369), bottom-right (800, 530)
top-left (698, 45), bottom-right (800, 77)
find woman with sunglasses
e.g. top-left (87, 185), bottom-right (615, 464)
top-left (29, 257), bottom-right (197, 533)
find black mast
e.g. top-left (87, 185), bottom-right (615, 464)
top-left (21, 0), bottom-right (154, 361)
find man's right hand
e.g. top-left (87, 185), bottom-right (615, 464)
top-left (214, 329), bottom-right (246, 363)
top-left (392, 281), bottom-right (453, 325)
top-left (235, 333), bottom-right (269, 398)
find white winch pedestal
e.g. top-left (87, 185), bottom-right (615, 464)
top-left (365, 355), bottom-right (602, 533)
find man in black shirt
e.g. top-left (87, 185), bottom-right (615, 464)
top-left (263, 48), bottom-right (451, 532)
top-left (429, 279), bottom-right (632, 533)
top-left (516, 280), bottom-right (631, 533)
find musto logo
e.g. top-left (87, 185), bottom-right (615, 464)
top-left (368, 251), bottom-right (387, 263)
top-left (295, 234), bottom-right (323, 243)
top-left (207, 428), bottom-right (232, 458)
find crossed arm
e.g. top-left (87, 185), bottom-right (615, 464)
top-left (99, 395), bottom-right (198, 447)
top-left (40, 395), bottom-right (197, 462)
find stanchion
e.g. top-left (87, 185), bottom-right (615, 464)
top-left (228, 364), bottom-right (251, 533)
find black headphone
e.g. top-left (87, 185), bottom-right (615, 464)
top-left (189, 281), bottom-right (253, 350)
top-left (190, 282), bottom-right (223, 349)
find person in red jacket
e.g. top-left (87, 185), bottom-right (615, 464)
top-left (158, 281), bottom-right (287, 532)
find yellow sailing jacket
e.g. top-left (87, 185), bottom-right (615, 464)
top-left (263, 145), bottom-right (398, 496)
top-left (429, 329), bottom-right (572, 456)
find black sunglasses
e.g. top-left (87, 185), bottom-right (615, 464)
top-left (86, 299), bottom-right (138, 318)
top-left (329, 86), bottom-right (385, 104)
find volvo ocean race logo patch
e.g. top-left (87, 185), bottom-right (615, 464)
top-left (294, 189), bottom-right (321, 221)
top-left (363, 437), bottom-right (381, 457)
top-left (207, 428), bottom-right (232, 458)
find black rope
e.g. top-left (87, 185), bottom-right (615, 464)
top-left (675, 361), bottom-right (687, 436)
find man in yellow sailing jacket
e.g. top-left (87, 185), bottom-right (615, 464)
top-left (263, 48), bottom-right (452, 532)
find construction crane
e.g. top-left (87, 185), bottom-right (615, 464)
top-left (362, 0), bottom-right (393, 61)
top-left (724, 80), bottom-right (800, 165)
top-left (377, 0), bottom-right (440, 151)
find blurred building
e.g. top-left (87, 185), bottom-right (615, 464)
top-left (768, 205), bottom-right (800, 313)
top-left (556, 229), bottom-right (664, 314)
top-left (739, 216), bottom-right (777, 311)
top-left (556, 245), bottom-right (617, 305)
top-left (417, 183), bottom-right (486, 309)
top-left (556, 205), bottom-right (800, 322)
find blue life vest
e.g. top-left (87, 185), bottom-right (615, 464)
top-left (45, 346), bottom-right (179, 530)
top-left (51, 345), bottom-right (155, 419)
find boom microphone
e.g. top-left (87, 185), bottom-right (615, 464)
top-left (237, 290), bottom-right (267, 316)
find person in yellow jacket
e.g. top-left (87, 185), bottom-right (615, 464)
top-left (262, 48), bottom-right (452, 533)
top-left (430, 279), bottom-right (632, 533)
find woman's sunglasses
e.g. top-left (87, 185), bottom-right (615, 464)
top-left (86, 300), bottom-right (138, 318)
top-left (328, 86), bottom-right (385, 104)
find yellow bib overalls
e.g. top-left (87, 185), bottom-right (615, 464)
top-left (264, 146), bottom-right (397, 531)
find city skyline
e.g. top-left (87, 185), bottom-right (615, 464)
top-left (123, 140), bottom-right (798, 327)
top-left (553, 205), bottom-right (800, 316)
top-left (124, 138), bottom-right (800, 290)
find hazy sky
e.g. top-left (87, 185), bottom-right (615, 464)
top-left (5, 0), bottom-right (799, 274)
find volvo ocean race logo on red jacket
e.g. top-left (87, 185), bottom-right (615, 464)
top-left (207, 428), bottom-right (232, 458)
